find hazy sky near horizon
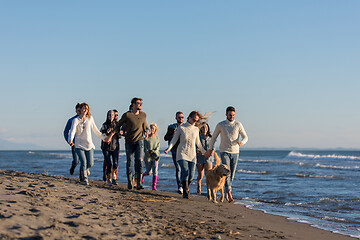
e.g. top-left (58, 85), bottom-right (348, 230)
top-left (0, 1), bottom-right (359, 150)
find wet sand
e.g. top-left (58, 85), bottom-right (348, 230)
top-left (0, 169), bottom-right (356, 240)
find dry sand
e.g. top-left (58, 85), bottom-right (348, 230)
top-left (0, 169), bottom-right (356, 240)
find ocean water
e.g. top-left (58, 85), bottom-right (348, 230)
top-left (0, 150), bottom-right (359, 238)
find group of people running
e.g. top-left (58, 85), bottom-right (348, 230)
top-left (63, 97), bottom-right (248, 201)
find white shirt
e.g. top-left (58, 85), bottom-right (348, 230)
top-left (209, 119), bottom-right (248, 154)
top-left (68, 115), bottom-right (105, 151)
top-left (167, 122), bottom-right (206, 163)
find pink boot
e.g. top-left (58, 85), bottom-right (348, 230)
top-left (142, 172), bottom-right (147, 183)
top-left (152, 176), bottom-right (157, 190)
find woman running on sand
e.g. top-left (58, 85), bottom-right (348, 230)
top-left (100, 110), bottom-right (121, 186)
top-left (195, 122), bottom-right (214, 195)
top-left (165, 111), bottom-right (206, 199)
top-left (68, 103), bottom-right (105, 185)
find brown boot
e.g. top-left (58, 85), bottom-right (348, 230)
top-left (133, 177), bottom-right (137, 188)
top-left (106, 173), bottom-right (112, 186)
top-left (112, 169), bottom-right (117, 185)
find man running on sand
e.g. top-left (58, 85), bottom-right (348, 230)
top-left (205, 106), bottom-right (248, 202)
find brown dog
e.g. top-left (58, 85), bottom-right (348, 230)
top-left (205, 153), bottom-right (230, 203)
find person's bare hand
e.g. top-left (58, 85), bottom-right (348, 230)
top-left (104, 136), bottom-right (112, 143)
top-left (204, 150), bottom-right (214, 158)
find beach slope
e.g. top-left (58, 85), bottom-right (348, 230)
top-left (0, 169), bottom-right (355, 240)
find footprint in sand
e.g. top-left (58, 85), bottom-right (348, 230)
top-left (82, 235), bottom-right (97, 240)
top-left (124, 233), bottom-right (136, 237)
top-left (63, 221), bottom-right (80, 227)
top-left (0, 213), bottom-right (13, 219)
top-left (88, 198), bottom-right (98, 204)
top-left (65, 214), bottom-right (80, 219)
top-left (29, 208), bottom-right (40, 213)
top-left (10, 225), bottom-right (21, 230)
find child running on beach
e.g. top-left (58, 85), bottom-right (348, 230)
top-left (142, 123), bottom-right (160, 190)
top-left (68, 103), bottom-right (106, 185)
top-left (165, 111), bottom-right (206, 199)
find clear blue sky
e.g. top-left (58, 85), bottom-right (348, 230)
top-left (0, 1), bottom-right (359, 150)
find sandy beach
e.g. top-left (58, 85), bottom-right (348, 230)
top-left (0, 169), bottom-right (356, 240)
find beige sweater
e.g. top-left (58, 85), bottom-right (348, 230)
top-left (167, 122), bottom-right (206, 163)
top-left (209, 119), bottom-right (248, 154)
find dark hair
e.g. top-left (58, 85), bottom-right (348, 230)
top-left (131, 97), bottom-right (143, 105)
top-left (200, 122), bottom-right (212, 137)
top-left (226, 106), bottom-right (236, 113)
top-left (75, 103), bottom-right (81, 109)
top-left (113, 109), bottom-right (118, 113)
top-left (105, 110), bottom-right (115, 126)
top-left (176, 111), bottom-right (183, 117)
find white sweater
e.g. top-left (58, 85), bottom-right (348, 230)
top-left (68, 116), bottom-right (105, 151)
top-left (167, 122), bottom-right (206, 163)
top-left (209, 119), bottom-right (248, 154)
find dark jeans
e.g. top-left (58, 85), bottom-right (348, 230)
top-left (102, 149), bottom-right (119, 175)
top-left (171, 149), bottom-right (181, 188)
top-left (125, 140), bottom-right (144, 180)
top-left (103, 146), bottom-right (120, 181)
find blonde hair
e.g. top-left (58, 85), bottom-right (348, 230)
top-left (149, 122), bottom-right (158, 136)
top-left (196, 111), bottom-right (214, 130)
top-left (187, 111), bottom-right (211, 128)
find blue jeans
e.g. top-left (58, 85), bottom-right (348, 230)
top-left (71, 146), bottom-right (79, 168)
top-left (75, 148), bottom-right (94, 181)
top-left (220, 152), bottom-right (239, 192)
top-left (178, 160), bottom-right (196, 183)
top-left (171, 149), bottom-right (181, 188)
top-left (125, 140), bottom-right (144, 182)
